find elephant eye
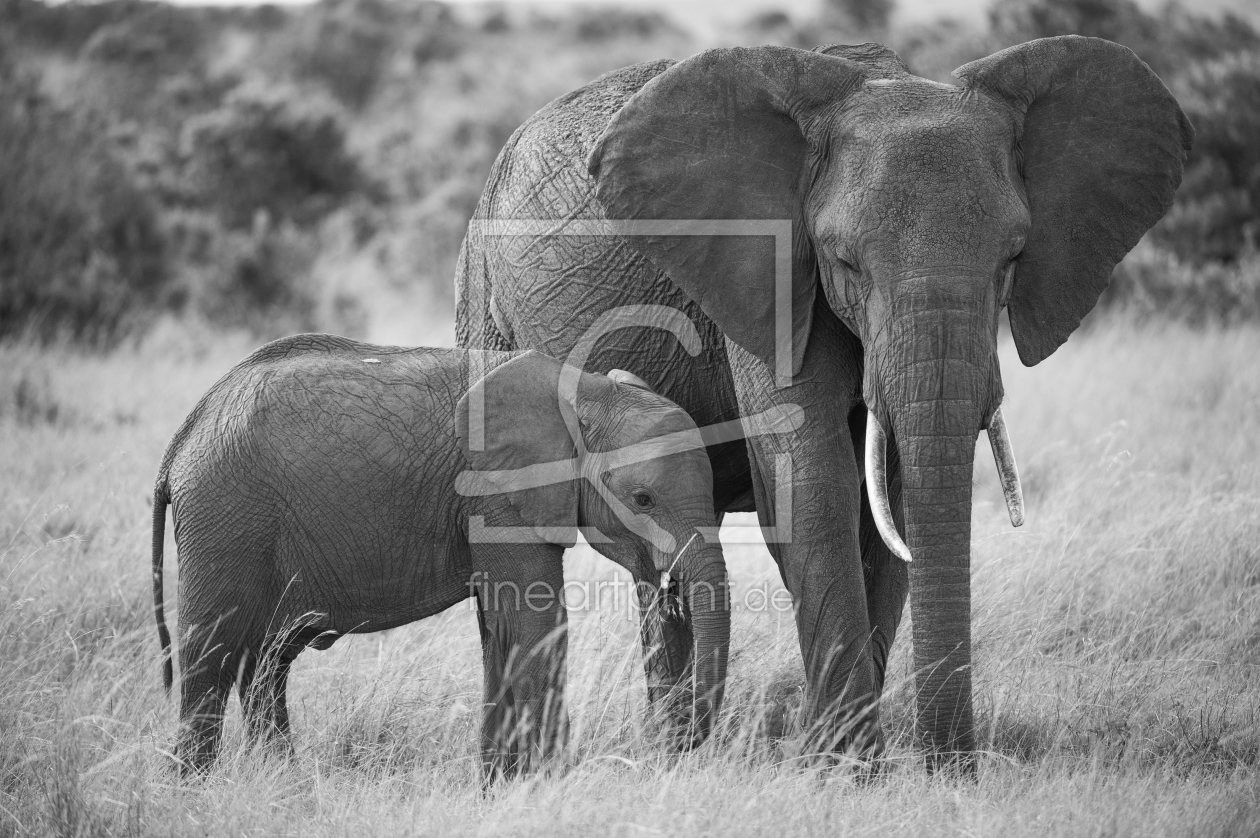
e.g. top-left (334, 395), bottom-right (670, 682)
top-left (838, 257), bottom-right (859, 274)
top-left (631, 490), bottom-right (656, 511)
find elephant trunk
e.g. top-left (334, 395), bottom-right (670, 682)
top-left (676, 544), bottom-right (730, 746)
top-left (895, 403), bottom-right (981, 770)
top-left (865, 286), bottom-right (1002, 772)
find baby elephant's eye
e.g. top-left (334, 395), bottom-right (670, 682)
top-left (632, 491), bottom-right (655, 511)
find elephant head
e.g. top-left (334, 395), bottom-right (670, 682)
top-left (588, 37), bottom-right (1192, 767)
top-left (457, 350), bottom-right (730, 743)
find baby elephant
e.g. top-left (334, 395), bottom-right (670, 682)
top-left (152, 334), bottom-right (730, 778)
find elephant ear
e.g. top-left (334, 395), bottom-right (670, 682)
top-left (589, 46), bottom-right (867, 379)
top-left (955, 36), bottom-right (1194, 366)
top-left (456, 351), bottom-right (592, 548)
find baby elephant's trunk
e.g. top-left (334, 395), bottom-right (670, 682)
top-left (678, 543), bottom-right (730, 746)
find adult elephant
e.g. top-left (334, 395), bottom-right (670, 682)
top-left (455, 37), bottom-right (1192, 770)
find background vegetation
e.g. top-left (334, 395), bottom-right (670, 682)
top-left (1, 0), bottom-right (1258, 344)
top-left (2, 0), bottom-right (1259, 834)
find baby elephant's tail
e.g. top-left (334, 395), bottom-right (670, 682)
top-left (152, 480), bottom-right (173, 694)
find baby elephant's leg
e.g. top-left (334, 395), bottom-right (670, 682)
top-left (238, 645), bottom-right (299, 747)
top-left (239, 625), bottom-right (336, 749)
top-left (473, 547), bottom-right (569, 782)
top-left (176, 615), bottom-right (249, 776)
top-left (635, 570), bottom-right (695, 745)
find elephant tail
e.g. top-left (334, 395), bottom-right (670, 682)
top-left (152, 480), bottom-right (173, 694)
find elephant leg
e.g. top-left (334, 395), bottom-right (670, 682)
top-left (726, 305), bottom-right (881, 758)
top-left (238, 642), bottom-right (299, 748)
top-left (237, 647), bottom-right (263, 739)
top-left (506, 611), bottom-right (569, 775)
top-left (241, 623), bottom-right (335, 744)
top-left (175, 616), bottom-right (247, 776)
top-left (634, 570), bottom-right (694, 746)
top-left (472, 547), bottom-right (569, 782)
top-left (271, 653), bottom-right (295, 738)
top-left (849, 408), bottom-right (910, 695)
top-left (475, 595), bottom-right (522, 783)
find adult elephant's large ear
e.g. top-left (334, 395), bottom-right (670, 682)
top-left (955, 36), bottom-right (1194, 366)
top-left (589, 47), bottom-right (866, 379)
top-left (456, 351), bottom-right (586, 548)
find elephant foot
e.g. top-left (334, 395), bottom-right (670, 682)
top-left (782, 740), bottom-right (885, 780)
top-left (643, 682), bottom-right (704, 751)
top-left (172, 736), bottom-right (219, 780)
top-left (805, 710), bottom-right (883, 755)
top-left (924, 748), bottom-right (978, 779)
top-left (481, 744), bottom-right (572, 789)
top-left (783, 701), bottom-right (887, 778)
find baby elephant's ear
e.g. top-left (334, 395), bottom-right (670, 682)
top-left (607, 369), bottom-right (653, 391)
top-left (456, 351), bottom-right (583, 548)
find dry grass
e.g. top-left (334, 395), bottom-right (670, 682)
top-left (1, 318), bottom-right (1258, 836)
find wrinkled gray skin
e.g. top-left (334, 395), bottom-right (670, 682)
top-left (455, 37), bottom-right (1192, 770)
top-left (152, 334), bottom-right (729, 779)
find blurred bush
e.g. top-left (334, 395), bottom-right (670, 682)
top-left (1101, 243), bottom-right (1260, 325)
top-left (823, 0), bottom-right (894, 34)
top-left (257, 0), bottom-right (466, 109)
top-left (569, 7), bottom-right (679, 42)
top-left (180, 85), bottom-right (373, 231)
top-left (0, 0), bottom-right (145, 54)
top-left (287, 0), bottom-right (395, 107)
top-left (184, 219), bottom-right (320, 336)
top-left (1154, 51), bottom-right (1260, 264)
top-left (74, 4), bottom-right (213, 121)
top-left (79, 4), bottom-right (203, 72)
top-left (0, 70), bottom-right (169, 341)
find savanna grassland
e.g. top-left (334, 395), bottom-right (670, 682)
top-left (4, 0), bottom-right (1260, 834)
top-left (1, 316), bottom-right (1257, 837)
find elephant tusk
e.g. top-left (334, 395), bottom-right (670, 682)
top-left (864, 410), bottom-right (913, 563)
top-left (986, 406), bottom-right (1025, 528)
top-left (660, 532), bottom-right (699, 591)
